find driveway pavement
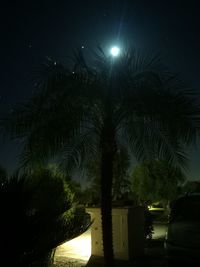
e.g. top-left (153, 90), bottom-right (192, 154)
top-left (153, 223), bottom-right (167, 239)
top-left (54, 229), bottom-right (91, 267)
top-left (54, 224), bottom-right (168, 267)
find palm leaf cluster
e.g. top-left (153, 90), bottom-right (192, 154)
top-left (1, 49), bottom-right (200, 170)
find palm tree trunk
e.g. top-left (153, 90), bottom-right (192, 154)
top-left (100, 129), bottom-right (116, 266)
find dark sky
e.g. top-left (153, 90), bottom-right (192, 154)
top-left (1, 0), bottom-right (200, 178)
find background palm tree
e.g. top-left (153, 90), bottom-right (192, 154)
top-left (1, 48), bottom-right (200, 265)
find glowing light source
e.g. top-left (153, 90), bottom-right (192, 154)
top-left (110, 46), bottom-right (120, 57)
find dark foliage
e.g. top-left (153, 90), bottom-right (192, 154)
top-left (1, 48), bottom-right (200, 266)
top-left (84, 146), bottom-right (131, 205)
top-left (0, 169), bottom-right (90, 266)
top-left (144, 207), bottom-right (154, 241)
top-left (131, 160), bottom-right (186, 204)
top-left (0, 164), bottom-right (7, 182)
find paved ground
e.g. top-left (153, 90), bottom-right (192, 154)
top-left (54, 224), bottom-right (168, 267)
top-left (152, 223), bottom-right (167, 239)
top-left (54, 230), bottom-right (91, 261)
top-left (53, 230), bottom-right (91, 267)
top-left (144, 223), bottom-right (168, 267)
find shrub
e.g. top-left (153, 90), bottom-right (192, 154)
top-left (0, 169), bottom-right (90, 266)
top-left (144, 207), bottom-right (154, 242)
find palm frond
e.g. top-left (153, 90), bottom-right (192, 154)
top-left (1, 46), bottom-right (200, 173)
top-left (59, 125), bottom-right (99, 172)
top-left (119, 69), bottom-right (200, 169)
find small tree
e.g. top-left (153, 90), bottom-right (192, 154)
top-left (47, 163), bottom-right (84, 203)
top-left (131, 160), bottom-right (186, 206)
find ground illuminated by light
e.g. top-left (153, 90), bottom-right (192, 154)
top-left (55, 229), bottom-right (91, 262)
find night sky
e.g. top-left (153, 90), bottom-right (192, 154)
top-left (1, 0), bottom-right (200, 179)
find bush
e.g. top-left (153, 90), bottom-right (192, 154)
top-left (144, 207), bottom-right (154, 242)
top-left (0, 169), bottom-right (90, 266)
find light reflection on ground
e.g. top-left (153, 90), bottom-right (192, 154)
top-left (152, 224), bottom-right (167, 239)
top-left (55, 229), bottom-right (91, 262)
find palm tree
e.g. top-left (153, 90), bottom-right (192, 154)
top-left (1, 48), bottom-right (200, 266)
top-left (85, 145), bottom-right (131, 203)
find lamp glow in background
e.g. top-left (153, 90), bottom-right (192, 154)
top-left (110, 46), bottom-right (120, 57)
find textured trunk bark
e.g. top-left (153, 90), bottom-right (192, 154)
top-left (100, 128), bottom-right (116, 266)
top-left (100, 78), bottom-right (116, 266)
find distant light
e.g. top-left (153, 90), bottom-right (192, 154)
top-left (110, 46), bottom-right (120, 57)
top-left (82, 46), bottom-right (85, 49)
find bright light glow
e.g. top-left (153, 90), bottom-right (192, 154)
top-left (110, 46), bottom-right (120, 57)
top-left (54, 229), bottom-right (91, 262)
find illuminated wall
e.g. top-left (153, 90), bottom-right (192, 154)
top-left (86, 207), bottom-right (144, 260)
